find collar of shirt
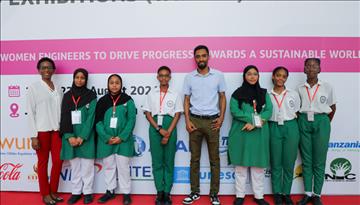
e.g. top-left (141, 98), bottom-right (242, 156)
top-left (304, 80), bottom-right (322, 88)
top-left (271, 88), bottom-right (288, 96)
top-left (192, 67), bottom-right (215, 77)
top-left (153, 86), bottom-right (174, 94)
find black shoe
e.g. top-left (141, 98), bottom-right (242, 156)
top-left (274, 194), bottom-right (283, 205)
top-left (254, 198), bottom-right (270, 205)
top-left (233, 197), bottom-right (245, 205)
top-left (296, 195), bottom-right (312, 205)
top-left (67, 194), bottom-right (81, 204)
top-left (83, 194), bottom-right (93, 204)
top-left (52, 195), bottom-right (64, 203)
top-left (123, 194), bottom-right (132, 205)
top-left (182, 192), bottom-right (200, 204)
top-left (311, 196), bottom-right (323, 205)
top-left (98, 190), bottom-right (115, 204)
top-left (155, 191), bottom-right (164, 205)
top-left (284, 195), bottom-right (294, 205)
top-left (163, 192), bottom-right (172, 205)
top-left (210, 194), bottom-right (220, 205)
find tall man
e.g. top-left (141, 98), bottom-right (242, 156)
top-left (182, 45), bottom-right (226, 205)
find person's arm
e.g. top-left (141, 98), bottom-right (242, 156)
top-left (229, 97), bottom-right (252, 123)
top-left (328, 104), bottom-right (336, 122)
top-left (260, 93), bottom-right (273, 121)
top-left (78, 99), bottom-right (97, 141)
top-left (145, 111), bottom-right (159, 129)
top-left (212, 92), bottom-right (226, 130)
top-left (118, 100), bottom-right (137, 142)
top-left (184, 95), bottom-right (197, 133)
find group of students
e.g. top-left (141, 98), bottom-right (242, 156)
top-left (26, 45), bottom-right (336, 205)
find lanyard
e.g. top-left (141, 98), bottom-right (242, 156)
top-left (272, 91), bottom-right (287, 110)
top-left (306, 84), bottom-right (320, 104)
top-left (252, 100), bottom-right (257, 113)
top-left (71, 95), bottom-right (81, 110)
top-left (111, 95), bottom-right (121, 116)
top-left (159, 89), bottom-right (168, 113)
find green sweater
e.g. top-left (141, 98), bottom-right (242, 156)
top-left (60, 99), bottom-right (96, 160)
top-left (96, 99), bottom-right (136, 158)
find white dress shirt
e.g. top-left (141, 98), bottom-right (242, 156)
top-left (26, 80), bottom-right (62, 138)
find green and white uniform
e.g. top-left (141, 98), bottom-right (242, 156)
top-left (297, 81), bottom-right (336, 195)
top-left (268, 89), bottom-right (300, 195)
top-left (142, 87), bottom-right (183, 193)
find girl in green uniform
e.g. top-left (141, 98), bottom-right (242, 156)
top-left (228, 65), bottom-right (272, 205)
top-left (268, 67), bottom-right (301, 205)
top-left (60, 68), bottom-right (97, 204)
top-left (95, 74), bottom-right (136, 205)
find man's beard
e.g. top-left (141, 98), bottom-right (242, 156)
top-left (197, 62), bottom-right (207, 69)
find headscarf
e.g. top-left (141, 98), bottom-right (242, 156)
top-left (94, 74), bottom-right (132, 124)
top-left (60, 68), bottom-right (97, 135)
top-left (231, 65), bottom-right (267, 113)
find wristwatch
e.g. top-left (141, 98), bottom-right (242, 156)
top-left (156, 127), bottom-right (161, 132)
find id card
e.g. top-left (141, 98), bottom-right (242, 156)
top-left (110, 117), bottom-right (118, 128)
top-left (277, 113), bottom-right (284, 125)
top-left (157, 115), bottom-right (163, 126)
top-left (253, 113), bottom-right (262, 128)
top-left (71, 111), bottom-right (81, 124)
top-left (307, 111), bottom-right (314, 121)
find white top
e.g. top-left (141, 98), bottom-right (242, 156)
top-left (297, 81), bottom-right (336, 114)
top-left (142, 86), bottom-right (183, 117)
top-left (269, 88), bottom-right (301, 122)
top-left (26, 80), bottom-right (63, 138)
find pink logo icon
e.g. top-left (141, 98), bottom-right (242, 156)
top-left (9, 103), bottom-right (19, 118)
top-left (8, 86), bottom-right (20, 97)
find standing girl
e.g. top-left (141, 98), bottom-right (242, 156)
top-left (296, 58), bottom-right (336, 205)
top-left (228, 65), bottom-right (273, 205)
top-left (268, 67), bottom-right (301, 205)
top-left (27, 57), bottom-right (63, 205)
top-left (95, 74), bottom-right (136, 205)
top-left (60, 68), bottom-right (97, 204)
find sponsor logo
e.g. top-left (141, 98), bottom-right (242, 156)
top-left (0, 163), bottom-right (23, 181)
top-left (60, 162), bottom-right (103, 181)
top-left (130, 166), bottom-right (152, 181)
top-left (0, 137), bottom-right (33, 155)
top-left (328, 141), bottom-right (360, 150)
top-left (8, 85), bottom-right (20, 97)
top-left (133, 135), bottom-right (146, 157)
top-left (9, 103), bottom-right (20, 118)
top-left (95, 163), bottom-right (103, 173)
top-left (219, 136), bottom-right (228, 155)
top-left (173, 166), bottom-right (236, 184)
top-left (27, 163), bottom-right (38, 181)
top-left (325, 158), bottom-right (356, 182)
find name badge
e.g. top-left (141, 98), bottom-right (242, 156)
top-left (277, 113), bottom-right (284, 125)
top-left (307, 111), bottom-right (314, 121)
top-left (157, 115), bottom-right (163, 126)
top-left (253, 113), bottom-right (262, 128)
top-left (71, 111), bottom-right (81, 124)
top-left (110, 117), bottom-right (118, 128)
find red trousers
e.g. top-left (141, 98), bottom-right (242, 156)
top-left (36, 131), bottom-right (63, 196)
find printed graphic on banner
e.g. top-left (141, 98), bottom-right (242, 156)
top-left (133, 135), bottom-right (147, 157)
top-left (219, 136), bottom-right (228, 155)
top-left (294, 164), bottom-right (303, 179)
top-left (0, 137), bottom-right (34, 156)
top-left (9, 103), bottom-right (20, 118)
top-left (0, 163), bottom-right (23, 181)
top-left (130, 166), bottom-right (153, 181)
top-left (173, 166), bottom-right (236, 184)
top-left (325, 158), bottom-right (357, 182)
top-left (328, 140), bottom-right (360, 152)
top-left (8, 85), bottom-right (20, 97)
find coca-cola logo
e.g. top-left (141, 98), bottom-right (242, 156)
top-left (0, 163), bottom-right (23, 181)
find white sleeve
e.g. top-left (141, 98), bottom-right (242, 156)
top-left (327, 84), bottom-right (337, 106)
top-left (183, 74), bottom-right (191, 96)
top-left (294, 91), bottom-right (301, 112)
top-left (26, 86), bottom-right (38, 138)
top-left (174, 93), bottom-right (184, 113)
top-left (142, 93), bottom-right (152, 113)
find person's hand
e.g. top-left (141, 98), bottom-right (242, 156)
top-left (242, 123), bottom-right (255, 131)
top-left (112, 137), bottom-right (122, 144)
top-left (159, 129), bottom-right (170, 138)
top-left (31, 138), bottom-right (40, 150)
top-left (76, 137), bottom-right (84, 146)
top-left (161, 137), bottom-right (169, 145)
top-left (211, 117), bottom-right (223, 131)
top-left (108, 137), bottom-right (116, 145)
top-left (68, 137), bottom-right (78, 147)
top-left (186, 120), bottom-right (197, 133)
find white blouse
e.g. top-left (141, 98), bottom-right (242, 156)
top-left (26, 80), bottom-right (62, 138)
